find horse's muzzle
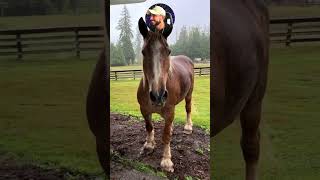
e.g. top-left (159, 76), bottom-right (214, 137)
top-left (150, 89), bottom-right (168, 106)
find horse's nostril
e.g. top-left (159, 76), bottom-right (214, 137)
top-left (150, 91), bottom-right (157, 102)
top-left (163, 90), bottom-right (168, 100)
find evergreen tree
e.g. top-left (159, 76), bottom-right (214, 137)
top-left (111, 42), bottom-right (126, 66)
top-left (116, 5), bottom-right (135, 65)
top-left (172, 26), bottom-right (210, 61)
top-left (134, 26), bottom-right (143, 64)
top-left (200, 28), bottom-right (210, 60)
top-left (172, 26), bottom-right (188, 56)
top-left (188, 27), bottom-right (202, 59)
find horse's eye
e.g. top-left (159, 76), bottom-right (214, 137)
top-left (141, 50), bottom-right (146, 56)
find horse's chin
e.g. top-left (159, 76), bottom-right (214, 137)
top-left (152, 101), bottom-right (166, 107)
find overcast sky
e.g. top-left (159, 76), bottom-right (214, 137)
top-left (110, 0), bottom-right (210, 44)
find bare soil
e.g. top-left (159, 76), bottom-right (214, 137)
top-left (110, 113), bottom-right (210, 180)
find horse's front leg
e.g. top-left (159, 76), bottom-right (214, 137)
top-left (160, 109), bottom-right (174, 172)
top-left (141, 108), bottom-right (155, 152)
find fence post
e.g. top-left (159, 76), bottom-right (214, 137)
top-left (199, 68), bottom-right (202, 76)
top-left (16, 33), bottom-right (22, 60)
top-left (75, 28), bottom-right (80, 58)
top-left (115, 71), bottom-right (118, 81)
top-left (286, 22), bottom-right (293, 47)
top-left (133, 71), bottom-right (136, 80)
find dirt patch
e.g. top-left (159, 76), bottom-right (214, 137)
top-left (111, 113), bottom-right (210, 180)
top-left (0, 154), bottom-right (101, 180)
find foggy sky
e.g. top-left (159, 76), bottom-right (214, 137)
top-left (110, 0), bottom-right (210, 44)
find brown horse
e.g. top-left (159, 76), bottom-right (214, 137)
top-left (86, 48), bottom-right (109, 175)
top-left (86, 0), bottom-right (109, 175)
top-left (212, 0), bottom-right (269, 180)
top-left (137, 18), bottom-right (194, 172)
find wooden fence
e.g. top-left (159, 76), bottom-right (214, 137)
top-left (270, 17), bottom-right (320, 46)
top-left (0, 17), bottom-right (320, 60)
top-left (0, 26), bottom-right (104, 60)
top-left (110, 67), bottom-right (210, 80)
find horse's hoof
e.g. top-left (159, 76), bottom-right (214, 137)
top-left (140, 141), bottom-right (156, 155)
top-left (160, 158), bottom-right (174, 172)
top-left (183, 124), bottom-right (193, 134)
top-left (143, 140), bottom-right (156, 150)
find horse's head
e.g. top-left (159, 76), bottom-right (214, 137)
top-left (139, 18), bottom-right (172, 106)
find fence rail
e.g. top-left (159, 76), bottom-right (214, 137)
top-left (270, 17), bottom-right (320, 46)
top-left (0, 17), bottom-right (320, 59)
top-left (110, 67), bottom-right (210, 80)
top-left (0, 26), bottom-right (104, 59)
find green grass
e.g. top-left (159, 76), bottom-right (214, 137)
top-left (112, 151), bottom-right (167, 178)
top-left (0, 55), bottom-right (102, 174)
top-left (212, 44), bottom-right (320, 179)
top-left (0, 14), bottom-right (103, 29)
top-left (269, 5), bottom-right (320, 18)
top-left (110, 76), bottom-right (210, 130)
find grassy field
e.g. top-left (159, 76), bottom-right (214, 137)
top-left (269, 5), bottom-right (320, 18)
top-left (0, 55), bottom-right (102, 175)
top-left (212, 44), bottom-right (320, 179)
top-left (110, 76), bottom-right (210, 130)
top-left (0, 14), bottom-right (103, 29)
top-left (0, 5), bottom-right (319, 179)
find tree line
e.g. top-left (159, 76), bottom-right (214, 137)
top-left (111, 6), bottom-right (210, 66)
top-left (0, 0), bottom-right (101, 16)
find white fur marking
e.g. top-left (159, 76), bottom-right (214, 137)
top-left (151, 41), bottom-right (162, 90)
top-left (161, 143), bottom-right (174, 172)
top-left (184, 113), bottom-right (193, 134)
top-left (144, 129), bottom-right (155, 149)
top-left (169, 56), bottom-right (175, 77)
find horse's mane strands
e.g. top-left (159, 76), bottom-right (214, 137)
top-left (168, 56), bottom-right (174, 78)
top-left (142, 72), bottom-right (146, 88)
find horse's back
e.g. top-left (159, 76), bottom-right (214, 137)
top-left (170, 55), bottom-right (194, 77)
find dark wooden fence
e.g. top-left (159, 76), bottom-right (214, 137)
top-left (270, 17), bottom-right (320, 46)
top-left (110, 67), bottom-right (210, 80)
top-left (0, 26), bottom-right (104, 60)
top-left (0, 17), bottom-right (320, 60)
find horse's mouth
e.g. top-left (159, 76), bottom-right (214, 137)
top-left (152, 101), bottom-right (166, 107)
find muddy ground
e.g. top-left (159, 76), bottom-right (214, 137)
top-left (110, 113), bottom-right (210, 180)
top-left (0, 113), bottom-right (209, 180)
top-left (0, 154), bottom-right (101, 180)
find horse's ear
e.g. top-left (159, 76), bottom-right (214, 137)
top-left (138, 17), bottom-right (148, 39)
top-left (162, 25), bottom-right (173, 39)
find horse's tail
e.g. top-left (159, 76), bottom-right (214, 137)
top-left (86, 47), bottom-right (109, 174)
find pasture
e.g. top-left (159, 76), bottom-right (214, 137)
top-left (212, 44), bottom-right (320, 179)
top-left (0, 5), bottom-right (319, 178)
top-left (0, 14), bottom-right (102, 29)
top-left (0, 56), bottom-right (102, 175)
top-left (110, 76), bottom-right (210, 130)
top-left (269, 5), bottom-right (320, 18)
